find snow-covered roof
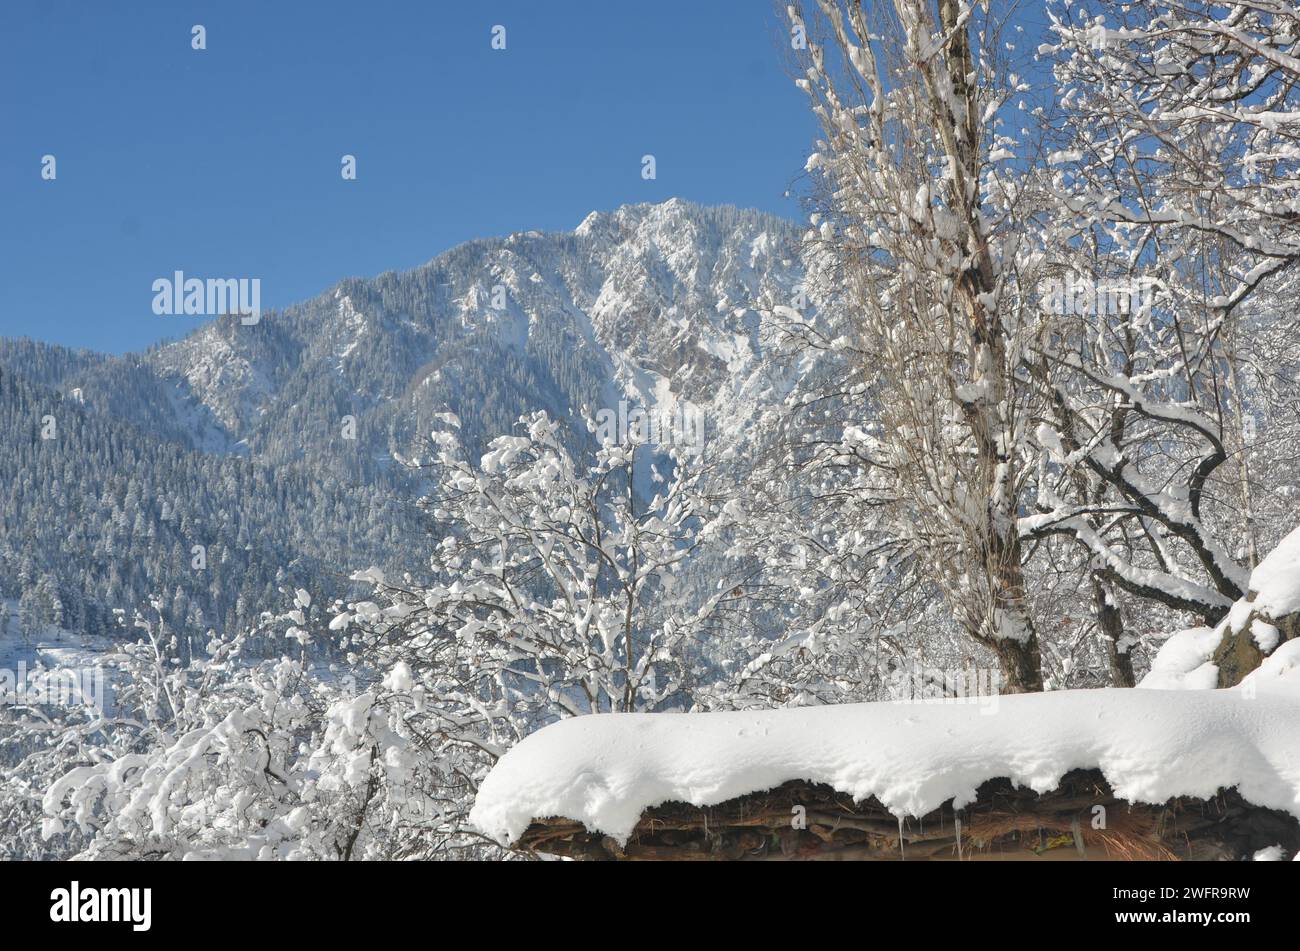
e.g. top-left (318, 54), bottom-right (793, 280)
top-left (470, 678), bottom-right (1300, 847)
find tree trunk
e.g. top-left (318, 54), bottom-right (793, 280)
top-left (1092, 575), bottom-right (1135, 687)
top-left (990, 635), bottom-right (1045, 694)
top-left (985, 529), bottom-right (1044, 693)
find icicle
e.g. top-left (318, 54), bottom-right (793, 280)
top-left (897, 815), bottom-right (906, 861)
top-left (1071, 816), bottom-right (1087, 860)
top-left (955, 815), bottom-right (963, 861)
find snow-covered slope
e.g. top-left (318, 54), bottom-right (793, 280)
top-left (3, 199), bottom-right (804, 477)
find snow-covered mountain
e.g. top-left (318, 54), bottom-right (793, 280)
top-left (0, 199), bottom-right (807, 633)
top-left (141, 198), bottom-right (805, 470)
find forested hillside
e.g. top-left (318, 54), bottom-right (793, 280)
top-left (0, 364), bottom-right (418, 645)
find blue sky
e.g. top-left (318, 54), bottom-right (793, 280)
top-left (0, 1), bottom-right (816, 354)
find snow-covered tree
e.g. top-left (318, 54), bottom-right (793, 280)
top-left (782, 0), bottom-right (1300, 692)
top-left (339, 410), bottom-right (730, 711)
top-left (35, 409), bottom-right (746, 859)
top-left (1020, 0), bottom-right (1300, 670)
top-left (788, 0), bottom-right (1053, 690)
top-left (35, 596), bottom-right (486, 860)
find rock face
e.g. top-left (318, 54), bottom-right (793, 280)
top-left (1212, 527), bottom-right (1300, 687)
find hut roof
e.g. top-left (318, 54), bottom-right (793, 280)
top-left (471, 679), bottom-right (1300, 859)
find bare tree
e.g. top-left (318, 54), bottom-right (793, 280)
top-left (790, 0), bottom-right (1049, 690)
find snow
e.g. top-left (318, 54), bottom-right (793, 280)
top-left (382, 661), bottom-right (414, 693)
top-left (1140, 626), bottom-right (1221, 690)
top-left (1253, 620), bottom-right (1282, 653)
top-left (1249, 526), bottom-right (1300, 621)
top-left (1243, 640), bottom-right (1300, 689)
top-left (0, 601), bottom-right (120, 712)
top-left (334, 293), bottom-right (368, 366)
top-left (1140, 525), bottom-right (1300, 690)
top-left (470, 679), bottom-right (1300, 847)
